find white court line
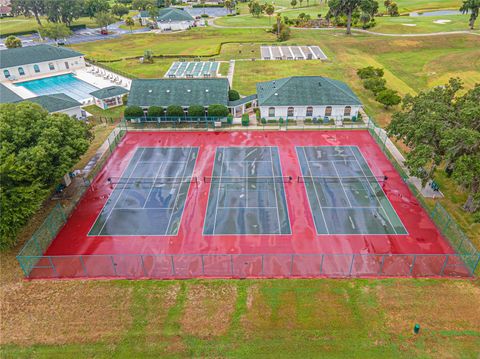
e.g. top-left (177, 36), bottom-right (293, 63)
top-left (217, 206), bottom-right (277, 209)
top-left (332, 161), bottom-right (353, 208)
top-left (164, 147), bottom-right (193, 235)
top-left (302, 147), bottom-right (330, 234)
top-left (351, 147), bottom-right (398, 234)
top-left (142, 162), bottom-right (166, 209)
top-left (97, 148), bottom-right (147, 235)
top-left (211, 148), bottom-right (225, 235)
top-left (269, 147), bottom-right (282, 233)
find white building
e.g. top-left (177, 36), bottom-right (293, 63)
top-left (139, 8), bottom-right (195, 31)
top-left (22, 93), bottom-right (86, 119)
top-left (0, 44), bottom-right (85, 82)
top-left (256, 76), bottom-right (362, 120)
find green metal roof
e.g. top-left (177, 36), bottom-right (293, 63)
top-left (256, 76), bottom-right (362, 107)
top-left (22, 93), bottom-right (81, 112)
top-left (0, 83), bottom-right (23, 103)
top-left (90, 86), bottom-right (128, 99)
top-left (0, 44), bottom-right (84, 69)
top-left (228, 94), bottom-right (257, 107)
top-left (140, 7), bottom-right (194, 22)
top-left (128, 78), bottom-right (229, 107)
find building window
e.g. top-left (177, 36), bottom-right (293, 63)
top-left (3, 69), bottom-right (10, 78)
top-left (34, 64), bottom-right (40, 73)
top-left (306, 106), bottom-right (313, 117)
top-left (48, 63), bottom-right (55, 70)
top-left (268, 107), bottom-right (275, 117)
top-left (65, 61), bottom-right (69, 69)
top-left (344, 106), bottom-right (351, 116)
top-left (325, 106), bottom-right (332, 117)
top-left (18, 67), bottom-right (25, 76)
top-left (287, 107), bottom-right (294, 117)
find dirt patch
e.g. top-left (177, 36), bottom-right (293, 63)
top-left (391, 40), bottom-right (421, 48)
top-left (1, 281), bottom-right (132, 346)
top-left (181, 283), bottom-right (237, 338)
top-left (376, 281), bottom-right (480, 333)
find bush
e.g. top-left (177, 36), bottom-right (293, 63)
top-left (5, 35), bottom-right (22, 49)
top-left (261, 117), bottom-right (266, 124)
top-left (357, 66), bottom-right (384, 79)
top-left (122, 94), bottom-right (128, 105)
top-left (124, 105), bottom-right (144, 117)
top-left (201, 14), bottom-right (209, 18)
top-left (363, 77), bottom-right (387, 94)
top-left (255, 108), bottom-right (261, 121)
top-left (376, 89), bottom-right (401, 108)
top-left (208, 104), bottom-right (229, 117)
top-left (228, 89), bottom-right (240, 101)
top-left (166, 105), bottom-right (185, 117)
top-left (188, 105), bottom-right (206, 117)
top-left (147, 106), bottom-right (164, 117)
top-left (227, 114), bottom-right (233, 124)
top-left (279, 117), bottom-right (284, 124)
top-left (241, 114), bottom-right (249, 126)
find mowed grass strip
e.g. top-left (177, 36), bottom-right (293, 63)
top-left (2, 279), bottom-right (479, 358)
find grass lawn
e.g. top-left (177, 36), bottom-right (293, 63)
top-left (70, 28), bottom-right (276, 61)
top-left (0, 16), bottom-right (98, 36)
top-left (1, 269), bottom-right (479, 358)
top-left (395, 0), bottom-right (462, 14)
top-left (373, 14), bottom-right (473, 34)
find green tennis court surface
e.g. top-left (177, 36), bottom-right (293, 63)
top-left (89, 147), bottom-right (198, 236)
top-left (204, 146), bottom-right (291, 235)
top-left (165, 61), bottom-right (220, 78)
top-left (296, 146), bottom-right (408, 235)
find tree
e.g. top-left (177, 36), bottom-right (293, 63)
top-left (208, 104), bottom-right (229, 117)
top-left (272, 18), bottom-right (290, 40)
top-left (460, 0), bottom-right (480, 29)
top-left (124, 105), bottom-right (144, 117)
top-left (327, 0), bottom-right (362, 34)
top-left (363, 77), bottom-right (386, 94)
top-left (386, 1), bottom-right (398, 16)
top-left (299, 0), bottom-right (304, 6)
top-left (224, 0), bottom-right (235, 13)
top-left (388, 79), bottom-right (480, 215)
top-left (290, 0), bottom-right (297, 7)
top-left (166, 105), bottom-right (185, 117)
top-left (147, 106), bottom-right (164, 117)
top-left (38, 22), bottom-right (72, 42)
top-left (0, 102), bottom-right (91, 249)
top-left (357, 66), bottom-right (383, 79)
top-left (359, 0), bottom-right (378, 27)
top-left (95, 11), bottom-right (116, 32)
top-left (43, 0), bottom-right (84, 25)
top-left (112, 4), bottom-right (130, 19)
top-left (265, 3), bottom-right (275, 22)
top-left (143, 49), bottom-right (154, 63)
top-left (248, 0), bottom-right (263, 16)
top-left (84, 0), bottom-right (111, 18)
top-left (228, 89), bottom-right (240, 101)
top-left (375, 88), bottom-right (400, 108)
top-left (5, 36), bottom-right (22, 49)
top-left (188, 105), bottom-right (206, 117)
top-left (125, 16), bottom-right (135, 32)
top-left (132, 0), bottom-right (156, 10)
top-left (11, 0), bottom-right (45, 26)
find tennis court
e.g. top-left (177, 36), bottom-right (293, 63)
top-left (260, 45), bottom-right (328, 60)
top-left (203, 147), bottom-right (291, 235)
top-left (89, 147), bottom-right (198, 236)
top-left (165, 61), bottom-right (220, 78)
top-left (297, 146), bottom-right (407, 235)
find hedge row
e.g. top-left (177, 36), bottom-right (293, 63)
top-left (124, 104), bottom-right (230, 118)
top-left (0, 24), bottom-right (86, 38)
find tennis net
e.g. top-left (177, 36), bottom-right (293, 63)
top-left (297, 175), bottom-right (387, 184)
top-left (107, 176), bottom-right (198, 186)
top-left (204, 176), bottom-right (293, 184)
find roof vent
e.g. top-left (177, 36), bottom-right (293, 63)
top-left (166, 89), bottom-right (170, 93)
top-left (187, 89), bottom-right (191, 92)
top-left (148, 89), bottom-right (153, 93)
top-left (205, 89), bottom-right (209, 92)
top-left (318, 82), bottom-right (322, 87)
top-left (274, 92), bottom-right (278, 96)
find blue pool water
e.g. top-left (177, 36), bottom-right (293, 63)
top-left (15, 73), bottom-right (99, 102)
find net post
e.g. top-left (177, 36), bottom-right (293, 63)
top-left (440, 255), bottom-right (449, 276)
top-left (80, 255), bottom-right (88, 277)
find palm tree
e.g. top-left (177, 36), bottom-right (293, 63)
top-left (460, 0), bottom-right (480, 29)
top-left (125, 16), bottom-right (135, 32)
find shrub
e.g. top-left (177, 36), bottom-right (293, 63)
top-left (278, 117), bottom-right (284, 124)
top-left (188, 105), bottom-right (205, 117)
top-left (227, 114), bottom-right (233, 124)
top-left (147, 106), bottom-right (164, 117)
top-left (376, 89), bottom-right (401, 108)
top-left (166, 105), bottom-right (185, 117)
top-left (351, 115), bottom-right (357, 122)
top-left (357, 66), bottom-right (384, 79)
top-left (122, 94), bottom-right (128, 105)
top-left (255, 108), bottom-right (261, 121)
top-left (241, 114), bottom-right (249, 126)
top-left (363, 77), bottom-right (387, 94)
top-left (208, 104), bottom-right (229, 117)
top-left (228, 89), bottom-right (240, 101)
top-left (5, 35), bottom-right (22, 49)
top-left (124, 105), bottom-right (144, 118)
top-left (261, 117), bottom-right (266, 124)
top-left (201, 14), bottom-right (209, 18)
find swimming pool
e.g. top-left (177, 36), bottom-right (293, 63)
top-left (15, 73), bottom-right (99, 102)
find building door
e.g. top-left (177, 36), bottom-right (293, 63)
top-left (65, 62), bottom-right (69, 69)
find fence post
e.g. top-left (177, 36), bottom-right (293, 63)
top-left (320, 254), bottom-right (325, 274)
top-left (140, 255), bottom-right (147, 277)
top-left (48, 256), bottom-right (58, 277)
top-left (261, 255), bottom-right (264, 276)
top-left (349, 254), bottom-right (355, 276)
top-left (440, 255), bottom-right (449, 276)
top-left (379, 255), bottom-right (386, 275)
top-left (290, 254), bottom-right (294, 276)
top-left (409, 255), bottom-right (417, 276)
top-left (201, 255), bottom-right (205, 276)
top-left (170, 255), bottom-right (176, 276)
top-left (80, 255), bottom-right (88, 277)
top-left (230, 255), bottom-right (234, 276)
top-left (111, 255), bottom-right (117, 276)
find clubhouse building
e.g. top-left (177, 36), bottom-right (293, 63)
top-left (0, 44), bottom-right (86, 81)
top-left (139, 8), bottom-right (196, 31)
top-left (127, 76), bottom-right (362, 120)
